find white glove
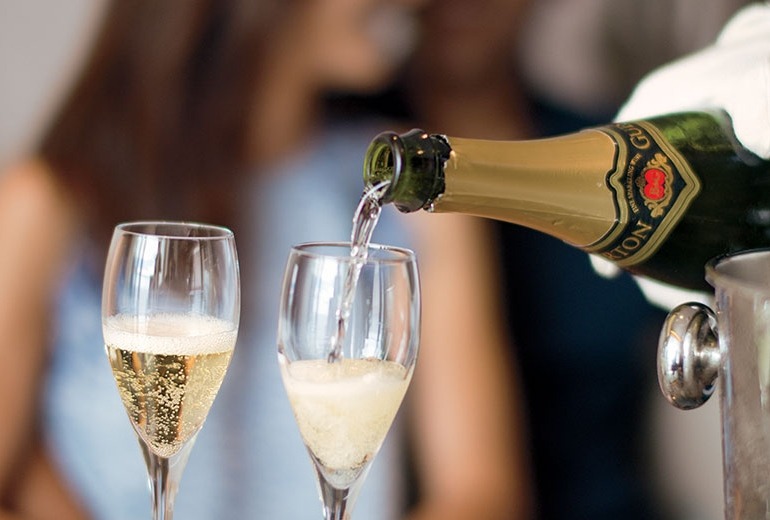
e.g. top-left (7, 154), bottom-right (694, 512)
top-left (590, 2), bottom-right (770, 310)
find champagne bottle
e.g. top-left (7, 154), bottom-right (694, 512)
top-left (363, 110), bottom-right (770, 291)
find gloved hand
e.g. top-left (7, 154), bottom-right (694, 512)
top-left (590, 2), bottom-right (770, 310)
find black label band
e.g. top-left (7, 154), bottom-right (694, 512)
top-left (585, 121), bottom-right (701, 266)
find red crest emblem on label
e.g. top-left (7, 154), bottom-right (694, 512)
top-left (638, 153), bottom-right (674, 218)
top-left (643, 168), bottom-right (666, 201)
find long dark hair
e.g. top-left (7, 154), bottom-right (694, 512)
top-left (39, 0), bottom-right (287, 242)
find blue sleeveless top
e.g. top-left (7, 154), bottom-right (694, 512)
top-left (43, 122), bottom-right (412, 519)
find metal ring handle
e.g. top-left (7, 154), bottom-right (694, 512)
top-left (657, 302), bottom-right (720, 410)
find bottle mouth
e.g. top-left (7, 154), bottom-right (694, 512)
top-left (364, 131), bottom-right (404, 205)
top-left (363, 129), bottom-right (447, 213)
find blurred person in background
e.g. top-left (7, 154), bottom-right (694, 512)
top-left (400, 0), bottom-right (665, 516)
top-left (0, 1), bottom-right (530, 519)
top-left (377, 0), bottom-right (752, 518)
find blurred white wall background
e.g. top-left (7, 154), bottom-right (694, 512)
top-left (0, 0), bottom-right (106, 169)
top-left (519, 0), bottom-right (751, 117)
top-left (649, 388), bottom-right (724, 520)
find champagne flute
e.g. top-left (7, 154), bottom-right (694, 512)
top-left (277, 242), bottom-right (420, 520)
top-left (102, 221), bottom-right (240, 520)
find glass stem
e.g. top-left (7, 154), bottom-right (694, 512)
top-left (319, 479), bottom-right (352, 520)
top-left (139, 438), bottom-right (196, 520)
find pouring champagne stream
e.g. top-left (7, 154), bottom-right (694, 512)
top-left (278, 180), bottom-right (419, 519)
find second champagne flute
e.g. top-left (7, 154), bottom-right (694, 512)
top-left (277, 242), bottom-right (420, 520)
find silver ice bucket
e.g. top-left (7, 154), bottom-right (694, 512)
top-left (659, 249), bottom-right (770, 519)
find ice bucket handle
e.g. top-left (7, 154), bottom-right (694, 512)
top-left (657, 302), bottom-right (720, 410)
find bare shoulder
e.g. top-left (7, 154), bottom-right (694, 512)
top-left (0, 158), bottom-right (80, 279)
top-left (1, 158), bottom-right (76, 221)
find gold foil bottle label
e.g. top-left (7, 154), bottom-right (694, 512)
top-left (587, 121), bottom-right (702, 266)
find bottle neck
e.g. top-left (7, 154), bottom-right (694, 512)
top-left (363, 127), bottom-right (619, 247)
top-left (363, 129), bottom-right (450, 213)
top-left (434, 130), bottom-right (619, 247)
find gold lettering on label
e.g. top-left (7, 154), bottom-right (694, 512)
top-left (625, 153), bottom-right (642, 214)
top-left (631, 220), bottom-right (653, 238)
top-left (617, 123), bottom-right (651, 150)
top-left (601, 220), bottom-right (653, 260)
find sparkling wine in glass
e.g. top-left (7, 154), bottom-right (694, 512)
top-left (277, 241), bottom-right (420, 520)
top-left (102, 221), bottom-right (240, 520)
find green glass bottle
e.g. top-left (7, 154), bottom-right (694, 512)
top-left (363, 110), bottom-right (770, 291)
